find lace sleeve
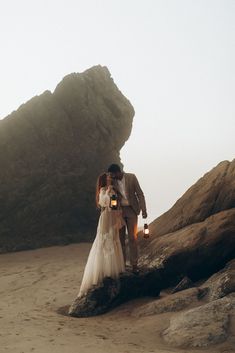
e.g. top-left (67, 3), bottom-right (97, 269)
top-left (98, 188), bottom-right (110, 207)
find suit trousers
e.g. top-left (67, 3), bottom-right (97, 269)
top-left (119, 206), bottom-right (138, 267)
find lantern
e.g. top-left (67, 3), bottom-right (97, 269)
top-left (110, 194), bottom-right (118, 210)
top-left (143, 223), bottom-right (150, 238)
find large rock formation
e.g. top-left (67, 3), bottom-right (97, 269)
top-left (147, 159), bottom-right (235, 237)
top-left (139, 159), bottom-right (235, 280)
top-left (139, 208), bottom-right (235, 280)
top-left (0, 65), bottom-right (134, 253)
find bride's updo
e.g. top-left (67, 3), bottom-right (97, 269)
top-left (96, 173), bottom-right (107, 207)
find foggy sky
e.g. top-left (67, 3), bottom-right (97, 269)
top-left (0, 0), bottom-right (234, 224)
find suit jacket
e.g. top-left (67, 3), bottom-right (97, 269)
top-left (116, 173), bottom-right (147, 216)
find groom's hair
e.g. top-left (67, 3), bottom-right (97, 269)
top-left (107, 164), bottom-right (121, 173)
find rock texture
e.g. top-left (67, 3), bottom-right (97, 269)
top-left (136, 172), bottom-right (235, 350)
top-left (162, 294), bottom-right (235, 348)
top-left (139, 208), bottom-right (235, 280)
top-left (139, 160), bottom-right (235, 281)
top-left (128, 258), bottom-right (235, 347)
top-left (131, 287), bottom-right (202, 317)
top-left (201, 259), bottom-right (235, 301)
top-left (148, 159), bottom-right (235, 237)
top-left (0, 65), bottom-right (134, 253)
top-left (171, 276), bottom-right (195, 294)
top-left (68, 268), bottom-right (162, 317)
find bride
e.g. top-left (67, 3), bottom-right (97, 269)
top-left (77, 172), bottom-right (125, 297)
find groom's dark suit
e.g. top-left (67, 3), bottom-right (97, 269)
top-left (116, 173), bottom-right (147, 268)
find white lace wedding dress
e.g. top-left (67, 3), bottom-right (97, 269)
top-left (77, 187), bottom-right (125, 297)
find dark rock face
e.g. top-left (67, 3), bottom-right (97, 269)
top-left (139, 160), bottom-right (235, 281)
top-left (0, 65), bottom-right (134, 253)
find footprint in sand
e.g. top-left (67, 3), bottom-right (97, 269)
top-left (95, 334), bottom-right (108, 340)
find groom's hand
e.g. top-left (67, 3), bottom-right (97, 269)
top-left (142, 211), bottom-right (147, 219)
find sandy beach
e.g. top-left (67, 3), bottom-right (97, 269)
top-left (0, 244), bottom-right (234, 353)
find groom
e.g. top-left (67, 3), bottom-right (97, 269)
top-left (107, 164), bottom-right (147, 273)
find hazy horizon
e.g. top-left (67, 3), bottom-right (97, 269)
top-left (0, 0), bottom-right (234, 224)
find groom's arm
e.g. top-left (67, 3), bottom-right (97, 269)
top-left (133, 174), bottom-right (147, 218)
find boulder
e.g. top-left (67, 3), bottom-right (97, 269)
top-left (131, 287), bottom-right (202, 317)
top-left (138, 160), bottom-right (235, 284)
top-left (162, 294), bottom-right (235, 348)
top-left (139, 208), bottom-right (235, 281)
top-left (0, 65), bottom-right (134, 253)
top-left (201, 259), bottom-right (235, 301)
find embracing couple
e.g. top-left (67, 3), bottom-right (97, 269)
top-left (77, 164), bottom-right (147, 298)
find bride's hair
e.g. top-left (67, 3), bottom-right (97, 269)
top-left (96, 173), bottom-right (107, 208)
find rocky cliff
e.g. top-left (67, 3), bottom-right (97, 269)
top-left (0, 65), bottom-right (134, 253)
